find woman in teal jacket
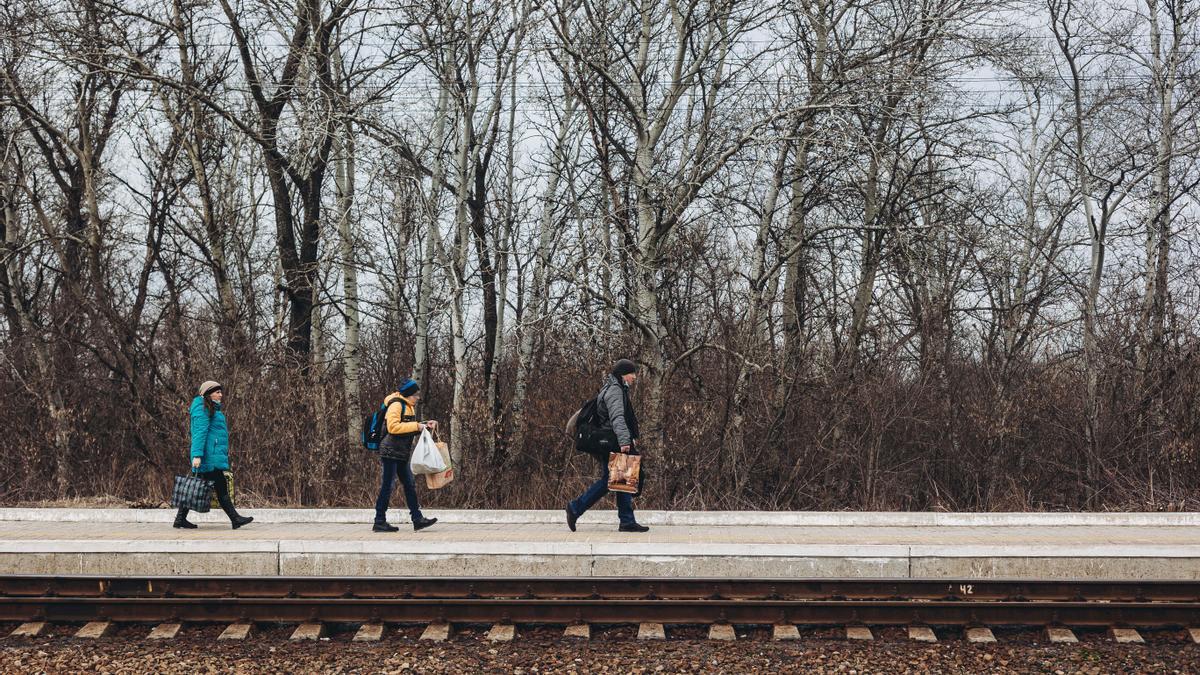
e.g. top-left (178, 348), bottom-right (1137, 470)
top-left (174, 381), bottom-right (253, 529)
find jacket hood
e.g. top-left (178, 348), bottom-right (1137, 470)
top-left (387, 392), bottom-right (416, 406)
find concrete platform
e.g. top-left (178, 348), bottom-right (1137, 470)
top-left (0, 509), bottom-right (1198, 579)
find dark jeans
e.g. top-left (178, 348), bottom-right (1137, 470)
top-left (568, 454), bottom-right (636, 526)
top-left (375, 457), bottom-right (423, 523)
top-left (176, 469), bottom-right (239, 521)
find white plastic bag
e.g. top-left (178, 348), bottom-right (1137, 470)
top-left (409, 428), bottom-right (448, 475)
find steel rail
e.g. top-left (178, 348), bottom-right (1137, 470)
top-left (1, 597), bottom-right (1198, 626)
top-left (1, 576), bottom-right (1198, 602)
top-left (2, 577), bottom-right (1199, 627)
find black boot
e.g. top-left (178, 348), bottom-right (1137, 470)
top-left (413, 516), bottom-right (438, 532)
top-left (216, 492), bottom-right (253, 529)
top-left (173, 508), bottom-right (197, 529)
top-left (373, 520), bottom-right (400, 532)
top-left (618, 523), bottom-right (650, 533)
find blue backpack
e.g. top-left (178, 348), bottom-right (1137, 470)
top-left (362, 398), bottom-right (405, 451)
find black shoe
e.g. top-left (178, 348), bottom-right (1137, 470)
top-left (173, 508), bottom-right (197, 529)
top-left (373, 521), bottom-right (400, 532)
top-left (566, 506), bottom-right (578, 532)
top-left (216, 492), bottom-right (250, 529)
top-left (413, 516), bottom-right (438, 532)
top-left (618, 523), bottom-right (650, 533)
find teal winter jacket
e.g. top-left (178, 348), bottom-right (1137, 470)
top-left (189, 396), bottom-right (230, 472)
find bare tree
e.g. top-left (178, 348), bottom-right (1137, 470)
top-left (1, 0), bottom-right (1199, 512)
top-left (552, 0), bottom-right (791, 458)
top-left (1131, 0), bottom-right (1200, 374)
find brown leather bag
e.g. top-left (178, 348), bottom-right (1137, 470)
top-left (607, 452), bottom-right (641, 494)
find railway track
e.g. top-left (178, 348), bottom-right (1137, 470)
top-left (2, 576), bottom-right (1199, 630)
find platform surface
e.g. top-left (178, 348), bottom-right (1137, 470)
top-left (1, 509), bottom-right (1199, 579)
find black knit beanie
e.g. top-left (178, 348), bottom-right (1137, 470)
top-left (611, 359), bottom-right (638, 378)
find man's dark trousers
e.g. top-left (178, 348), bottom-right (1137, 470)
top-left (568, 454), bottom-right (635, 526)
top-left (375, 458), bottom-right (424, 522)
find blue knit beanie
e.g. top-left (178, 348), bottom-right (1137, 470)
top-left (399, 378), bottom-right (420, 396)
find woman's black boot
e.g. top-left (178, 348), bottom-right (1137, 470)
top-left (173, 508), bottom-right (197, 529)
top-left (216, 492), bottom-right (254, 529)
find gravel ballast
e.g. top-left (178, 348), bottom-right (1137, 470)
top-left (1, 625), bottom-right (1197, 673)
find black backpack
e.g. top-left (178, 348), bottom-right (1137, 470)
top-left (362, 398), bottom-right (405, 451)
top-left (571, 394), bottom-right (618, 456)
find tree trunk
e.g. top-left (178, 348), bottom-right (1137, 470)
top-left (1053, 9), bottom-right (1104, 505)
top-left (631, 139), bottom-right (668, 460)
top-left (778, 122), bottom-right (815, 401)
top-left (0, 169), bottom-right (23, 336)
top-left (167, 0), bottom-right (244, 355)
top-left (447, 91), bottom-right (474, 469)
top-left (335, 120), bottom-right (360, 448)
top-left (468, 163), bottom-right (499, 459)
top-left (488, 70), bottom-right (520, 460)
top-left (1135, 0), bottom-right (1180, 376)
top-left (414, 85), bottom-right (450, 389)
top-left (845, 150), bottom-right (886, 365)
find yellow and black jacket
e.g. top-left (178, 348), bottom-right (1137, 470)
top-left (379, 392), bottom-right (421, 460)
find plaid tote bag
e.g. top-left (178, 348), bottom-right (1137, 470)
top-left (172, 472), bottom-right (213, 512)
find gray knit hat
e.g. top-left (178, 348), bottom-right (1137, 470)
top-left (198, 380), bottom-right (223, 398)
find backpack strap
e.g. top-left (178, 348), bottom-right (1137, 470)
top-left (596, 380), bottom-right (616, 423)
top-left (381, 396), bottom-right (408, 430)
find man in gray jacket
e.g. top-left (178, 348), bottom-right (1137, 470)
top-left (566, 359), bottom-right (650, 533)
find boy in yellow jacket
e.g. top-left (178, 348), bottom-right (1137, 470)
top-left (373, 378), bottom-right (438, 532)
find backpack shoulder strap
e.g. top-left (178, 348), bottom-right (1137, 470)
top-left (383, 396), bottom-right (407, 417)
top-left (596, 381), bottom-right (615, 418)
